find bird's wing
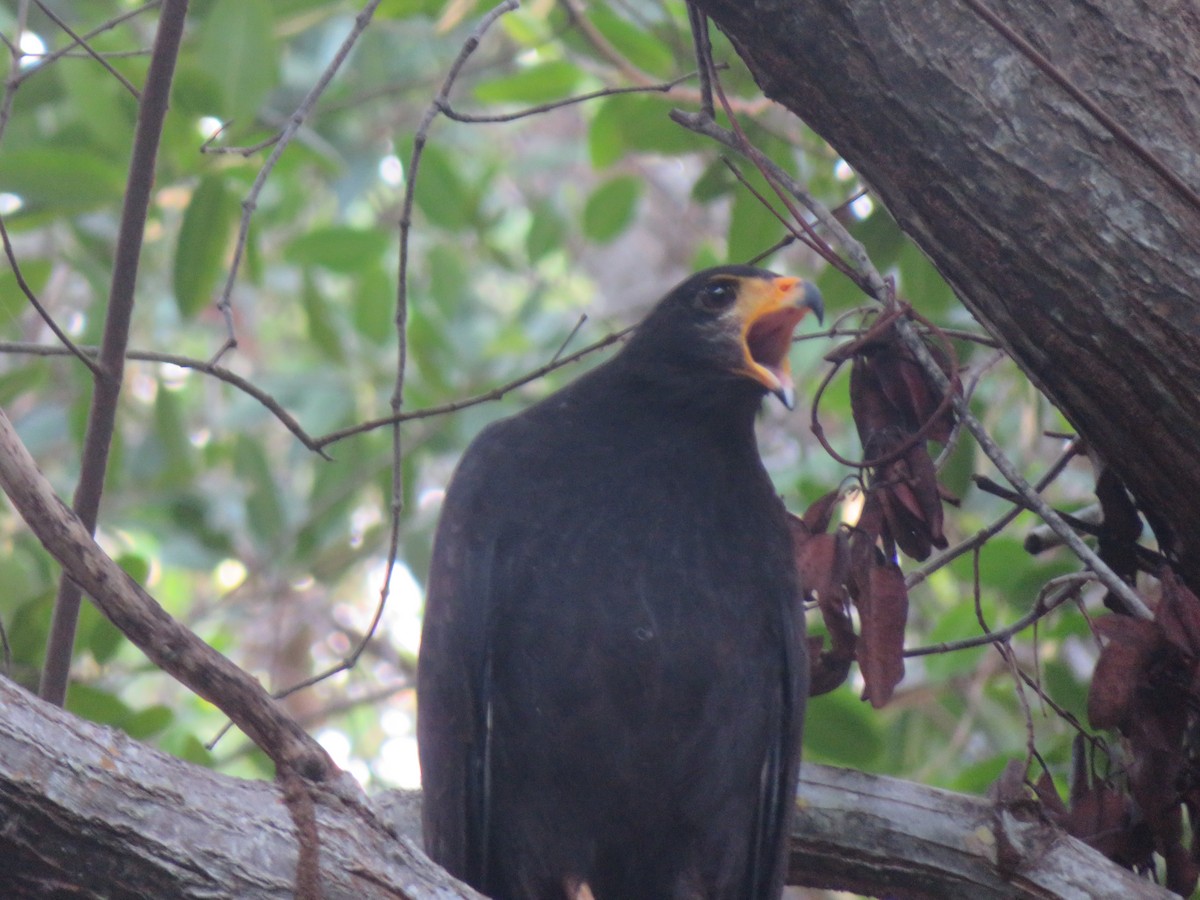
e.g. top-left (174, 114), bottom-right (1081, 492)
top-left (417, 424), bottom-right (512, 886)
top-left (750, 593), bottom-right (808, 899)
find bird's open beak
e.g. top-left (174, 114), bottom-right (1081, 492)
top-left (738, 276), bottom-right (824, 408)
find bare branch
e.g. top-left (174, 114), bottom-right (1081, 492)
top-left (904, 575), bottom-right (1090, 658)
top-left (671, 103), bottom-right (1154, 621)
top-left (0, 342), bottom-right (329, 458)
top-left (0, 0), bottom-right (30, 149)
top-left (208, 0), bottom-right (384, 366)
top-left (40, 0), bottom-right (190, 708)
top-left (438, 70), bottom-right (701, 124)
top-left (0, 406), bottom-right (336, 781)
top-left (316, 324), bottom-right (628, 450)
top-left (0, 674), bottom-right (1170, 898)
top-left (0, 217), bottom-right (101, 376)
top-left (29, 0), bottom-right (140, 98)
top-left (375, 0), bottom-right (518, 710)
top-left (12, 1), bottom-right (161, 88)
top-left (905, 441), bottom-right (1081, 590)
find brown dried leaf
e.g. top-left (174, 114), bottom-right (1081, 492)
top-left (1032, 770), bottom-right (1069, 821)
top-left (801, 489), bottom-right (842, 535)
top-left (878, 483), bottom-right (932, 561)
top-left (1065, 782), bottom-right (1144, 866)
top-left (987, 759), bottom-right (1029, 806)
top-left (904, 442), bottom-right (947, 550)
top-left (1158, 566), bottom-right (1200, 658)
top-left (1165, 842), bottom-right (1200, 897)
top-left (868, 332), bottom-right (957, 443)
top-left (1086, 616), bottom-right (1160, 730)
top-left (849, 356), bottom-right (907, 453)
top-left (855, 560), bottom-right (908, 708)
top-left (807, 631), bottom-right (855, 696)
top-left (790, 518), bottom-right (855, 697)
top-left (791, 531), bottom-right (847, 607)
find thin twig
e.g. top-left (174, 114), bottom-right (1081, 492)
top-left (898, 323), bottom-right (1153, 620)
top-left (370, 1), bottom-right (518, 699)
top-left (550, 314), bottom-right (587, 365)
top-left (685, 2), bottom-right (714, 119)
top-left (208, 0), bottom-right (384, 366)
top-left (669, 110), bottom-right (887, 297)
top-left (316, 324), bottom-right (628, 450)
top-left (904, 574), bottom-right (1088, 657)
top-left (0, 341), bottom-right (329, 458)
top-left (0, 0), bottom-right (30, 149)
top-left (673, 96), bottom-right (1153, 621)
top-left (30, 0), bottom-right (140, 98)
top-left (932, 348), bottom-right (1006, 471)
top-left (439, 70), bottom-right (700, 123)
top-left (905, 440), bottom-right (1081, 590)
top-left (12, 1), bottom-right (161, 88)
top-left (39, 0), bottom-right (190, 707)
top-left (0, 217), bottom-right (101, 376)
top-left (212, 1), bottom-right (534, 734)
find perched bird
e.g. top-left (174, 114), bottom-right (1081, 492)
top-left (418, 266), bottom-right (823, 900)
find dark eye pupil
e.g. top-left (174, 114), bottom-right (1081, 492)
top-left (702, 283), bottom-right (735, 309)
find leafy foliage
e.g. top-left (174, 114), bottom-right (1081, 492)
top-left (0, 1), bottom-right (1188, 894)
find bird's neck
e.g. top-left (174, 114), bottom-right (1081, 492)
top-left (595, 360), bottom-right (767, 452)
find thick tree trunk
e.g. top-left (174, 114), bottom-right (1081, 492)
top-left (694, 0), bottom-right (1200, 585)
top-left (0, 676), bottom-right (1169, 898)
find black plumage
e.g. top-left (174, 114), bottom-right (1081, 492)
top-left (417, 266), bottom-right (823, 900)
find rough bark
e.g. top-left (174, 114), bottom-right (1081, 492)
top-left (0, 675), bottom-right (476, 899)
top-left (694, 0), bottom-right (1200, 586)
top-left (0, 676), bottom-right (1169, 899)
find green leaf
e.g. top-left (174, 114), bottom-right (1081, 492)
top-left (411, 143), bottom-right (474, 231)
top-left (161, 732), bottom-right (217, 767)
top-left (897, 241), bottom-right (955, 314)
top-left (67, 683), bottom-right (133, 727)
top-left (285, 226), bottom-right (389, 275)
top-left (526, 201), bottom-right (566, 263)
top-left (352, 266), bottom-right (394, 345)
top-left (377, 0), bottom-right (443, 18)
top-left (198, 0), bottom-right (279, 125)
top-left (0, 259), bottom-right (50, 323)
top-left (473, 60), bottom-right (585, 105)
top-left (0, 147), bottom-right (125, 215)
top-left (117, 553), bottom-right (151, 586)
top-left (588, 95), bottom-right (699, 168)
top-left (79, 599), bottom-right (125, 665)
top-left (123, 705), bottom-right (174, 740)
top-left (301, 272), bottom-right (346, 362)
top-left (588, 8), bottom-right (675, 78)
top-left (57, 58), bottom-right (136, 153)
top-left (582, 176), bottom-right (642, 243)
top-left (234, 436), bottom-right (285, 549)
top-left (174, 175), bottom-right (238, 319)
top-left (803, 688), bottom-right (885, 767)
top-left (692, 157), bottom-right (735, 203)
top-left (728, 175), bottom-right (783, 264)
top-left (154, 386), bottom-right (196, 488)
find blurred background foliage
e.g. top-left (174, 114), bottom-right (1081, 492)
top-left (0, 0), bottom-right (1102, 817)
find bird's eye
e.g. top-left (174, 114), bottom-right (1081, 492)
top-left (699, 281), bottom-right (737, 311)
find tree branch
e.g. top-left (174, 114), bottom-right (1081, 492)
top-left (0, 408), bottom-right (335, 783)
top-left (0, 674), bottom-right (1170, 898)
top-left (40, 0), bottom-right (189, 707)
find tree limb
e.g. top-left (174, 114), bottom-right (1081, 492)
top-left (692, 0), bottom-right (1200, 592)
top-left (0, 675), bottom-right (1169, 898)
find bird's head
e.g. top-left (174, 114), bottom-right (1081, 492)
top-left (624, 265), bottom-right (824, 409)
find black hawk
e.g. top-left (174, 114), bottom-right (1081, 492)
top-left (418, 266), bottom-right (822, 900)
